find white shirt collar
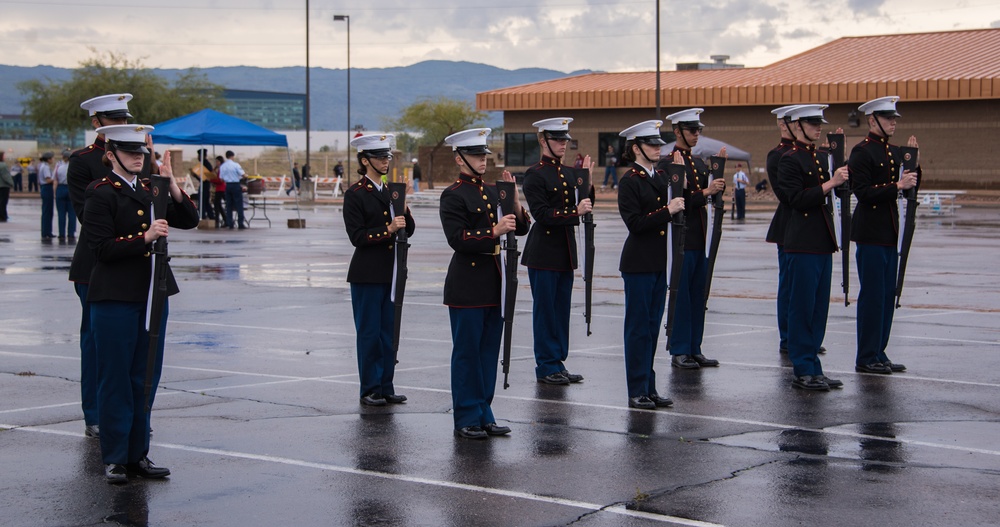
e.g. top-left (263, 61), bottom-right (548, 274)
top-left (366, 175), bottom-right (383, 192)
top-left (635, 160), bottom-right (655, 177)
top-left (113, 171), bottom-right (137, 190)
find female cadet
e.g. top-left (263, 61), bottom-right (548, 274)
top-left (440, 128), bottom-right (529, 439)
top-left (343, 133), bottom-right (415, 407)
top-left (617, 120), bottom-right (685, 409)
top-left (85, 124), bottom-right (199, 483)
top-left (659, 108), bottom-right (725, 370)
top-left (776, 105), bottom-right (848, 391)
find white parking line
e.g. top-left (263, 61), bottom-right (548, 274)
top-left (1, 424), bottom-right (724, 527)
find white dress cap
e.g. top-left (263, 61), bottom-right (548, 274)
top-left (532, 118), bottom-right (573, 139)
top-left (665, 108), bottom-right (705, 126)
top-left (445, 128), bottom-right (493, 154)
top-left (785, 104), bottom-right (829, 123)
top-left (95, 124), bottom-right (153, 153)
top-left (619, 120), bottom-right (666, 145)
top-left (771, 105), bottom-right (803, 119)
top-left (858, 96), bottom-right (901, 117)
top-left (80, 93), bottom-right (133, 118)
top-left (350, 133), bottom-right (395, 155)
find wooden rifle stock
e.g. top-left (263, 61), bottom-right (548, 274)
top-left (388, 182), bottom-right (409, 358)
top-left (704, 155), bottom-right (727, 305)
top-left (828, 133), bottom-right (851, 306)
top-left (895, 146), bottom-right (920, 307)
top-left (143, 175), bottom-right (172, 414)
top-left (496, 181), bottom-right (519, 389)
top-left (664, 163), bottom-right (687, 347)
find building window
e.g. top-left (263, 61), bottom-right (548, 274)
top-left (505, 133), bottom-right (540, 167)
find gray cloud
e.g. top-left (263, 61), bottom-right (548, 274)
top-left (846, 0), bottom-right (888, 15)
top-left (783, 28), bottom-right (820, 39)
top-left (0, 0), bottom-right (995, 73)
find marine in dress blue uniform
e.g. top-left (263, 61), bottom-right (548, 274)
top-left (849, 96), bottom-right (920, 375)
top-left (85, 125), bottom-right (199, 482)
top-left (775, 105), bottom-right (847, 391)
top-left (520, 118), bottom-right (593, 386)
top-left (656, 109), bottom-right (723, 370)
top-left (617, 120), bottom-right (685, 410)
top-left (765, 105), bottom-right (803, 355)
top-left (69, 93), bottom-right (134, 438)
top-left (440, 128), bottom-right (530, 439)
top-left (343, 134), bottom-right (415, 406)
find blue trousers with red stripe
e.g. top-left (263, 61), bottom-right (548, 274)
top-left (449, 306), bottom-right (503, 429)
top-left (91, 299), bottom-right (168, 465)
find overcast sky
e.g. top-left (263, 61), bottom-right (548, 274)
top-left (2, 0), bottom-right (999, 72)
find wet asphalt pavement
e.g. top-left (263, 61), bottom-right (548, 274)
top-left (2, 194), bottom-right (999, 527)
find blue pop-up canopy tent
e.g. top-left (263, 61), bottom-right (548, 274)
top-left (151, 109), bottom-right (299, 222)
top-left (150, 108), bottom-right (288, 147)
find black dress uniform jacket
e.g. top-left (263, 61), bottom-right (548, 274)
top-left (85, 175), bottom-right (199, 303)
top-left (618, 163), bottom-right (675, 273)
top-left (849, 132), bottom-right (920, 246)
top-left (765, 138), bottom-right (795, 245)
top-left (658, 148), bottom-right (709, 252)
top-left (68, 138), bottom-right (111, 283)
top-left (520, 155), bottom-right (582, 271)
top-left (343, 177), bottom-right (416, 283)
top-left (776, 141), bottom-right (838, 254)
top-left (440, 173), bottom-right (530, 307)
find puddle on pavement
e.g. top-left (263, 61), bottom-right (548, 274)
top-left (710, 420), bottom-right (1000, 471)
top-left (174, 262), bottom-right (346, 288)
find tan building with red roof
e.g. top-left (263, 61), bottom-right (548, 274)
top-left (478, 28), bottom-right (1000, 189)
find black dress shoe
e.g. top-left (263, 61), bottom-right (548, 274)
top-left (692, 354), bottom-right (720, 367)
top-left (537, 372), bottom-right (570, 385)
top-left (819, 346), bottom-right (827, 354)
top-left (560, 370), bottom-right (584, 383)
top-left (648, 394), bottom-right (674, 407)
top-left (454, 426), bottom-right (487, 439)
top-left (383, 393), bottom-right (407, 404)
top-left (105, 464), bottom-right (127, 484)
top-left (884, 361), bottom-right (907, 372)
top-left (815, 375), bottom-right (843, 388)
top-left (483, 423), bottom-right (511, 436)
top-left (84, 424), bottom-right (100, 438)
top-left (671, 355), bottom-right (700, 369)
top-left (132, 457), bottom-right (170, 479)
top-left (792, 375), bottom-right (830, 391)
top-left (628, 396), bottom-right (656, 409)
top-left (360, 393), bottom-right (387, 406)
top-left (855, 362), bottom-right (892, 374)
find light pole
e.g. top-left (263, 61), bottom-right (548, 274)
top-left (334, 14), bottom-right (350, 186)
top-left (305, 0), bottom-right (311, 183)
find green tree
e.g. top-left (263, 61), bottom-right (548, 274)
top-left (17, 50), bottom-right (224, 147)
top-left (388, 97), bottom-right (487, 189)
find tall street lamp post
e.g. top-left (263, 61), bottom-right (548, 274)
top-left (334, 14), bottom-right (350, 186)
top-left (305, 0), bottom-right (311, 186)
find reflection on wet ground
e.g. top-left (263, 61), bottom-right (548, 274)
top-left (174, 262), bottom-right (346, 288)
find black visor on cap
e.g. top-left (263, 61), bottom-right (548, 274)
top-left (800, 116), bottom-right (828, 125)
top-left (363, 148), bottom-right (393, 159)
top-left (457, 145), bottom-right (492, 155)
top-left (874, 110), bottom-right (901, 118)
top-left (543, 130), bottom-right (572, 141)
top-left (636, 135), bottom-right (667, 146)
top-left (96, 109), bottom-right (133, 120)
top-left (678, 120), bottom-right (704, 130)
top-left (110, 141), bottom-right (150, 154)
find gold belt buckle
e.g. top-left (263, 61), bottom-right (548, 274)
top-left (493, 244), bottom-right (501, 256)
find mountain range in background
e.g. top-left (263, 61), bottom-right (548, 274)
top-left (0, 61), bottom-right (593, 130)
